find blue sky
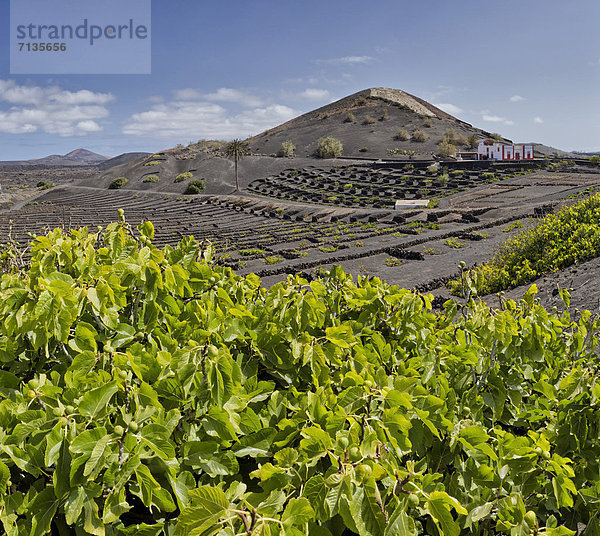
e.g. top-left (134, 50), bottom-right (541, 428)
top-left (1, 0), bottom-right (598, 159)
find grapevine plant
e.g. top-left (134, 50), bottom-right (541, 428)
top-left (0, 216), bottom-right (599, 535)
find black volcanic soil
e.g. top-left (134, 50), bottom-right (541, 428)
top-left (0, 160), bottom-right (599, 312)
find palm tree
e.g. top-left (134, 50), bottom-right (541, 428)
top-left (225, 138), bottom-right (249, 192)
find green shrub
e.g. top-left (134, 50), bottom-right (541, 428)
top-left (363, 115), bottom-right (376, 125)
top-left (423, 118), bottom-right (433, 128)
top-left (238, 248), bottom-right (265, 256)
top-left (450, 194), bottom-right (600, 295)
top-left (589, 155), bottom-right (600, 165)
top-left (456, 134), bottom-right (469, 146)
top-left (108, 176), bottom-right (128, 189)
top-left (316, 136), bottom-right (343, 158)
top-left (467, 134), bottom-right (479, 148)
top-left (36, 180), bottom-right (54, 190)
top-left (144, 161), bottom-right (161, 166)
top-left (175, 172), bottom-right (193, 183)
top-left (394, 128), bottom-right (410, 141)
top-left (143, 175), bottom-right (159, 183)
top-left (481, 172), bottom-right (495, 180)
top-left (384, 257), bottom-right (402, 267)
top-left (412, 128), bottom-right (429, 142)
top-left (278, 140), bottom-right (296, 158)
top-left (439, 129), bottom-right (468, 147)
top-left (440, 128), bottom-right (458, 145)
top-left (503, 220), bottom-right (524, 232)
top-left (445, 237), bottom-right (465, 249)
top-left (263, 255), bottom-right (282, 265)
top-left (344, 112), bottom-right (355, 123)
top-left (435, 173), bottom-right (449, 186)
top-left (183, 178), bottom-right (206, 195)
top-left (438, 140), bottom-right (457, 157)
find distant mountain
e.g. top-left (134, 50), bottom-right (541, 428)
top-left (0, 148), bottom-right (109, 166)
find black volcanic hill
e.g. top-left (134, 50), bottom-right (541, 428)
top-left (247, 87), bottom-right (502, 158)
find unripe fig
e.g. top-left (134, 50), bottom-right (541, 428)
top-left (348, 446), bottom-right (361, 462)
top-left (524, 511), bottom-right (537, 527)
top-left (114, 425), bottom-right (125, 436)
top-left (354, 465), bottom-right (367, 482)
top-left (128, 421), bottom-right (139, 432)
top-left (408, 494), bottom-right (419, 507)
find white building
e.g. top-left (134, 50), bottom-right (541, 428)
top-left (477, 140), bottom-right (534, 161)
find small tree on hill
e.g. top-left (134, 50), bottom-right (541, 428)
top-left (317, 137), bottom-right (343, 159)
top-left (439, 140), bottom-right (457, 158)
top-left (412, 128), bottom-right (429, 142)
top-left (278, 140), bottom-right (295, 158)
top-left (225, 139), bottom-right (249, 192)
top-left (394, 128), bottom-right (410, 141)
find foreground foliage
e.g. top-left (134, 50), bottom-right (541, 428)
top-left (450, 193), bottom-right (600, 296)
top-left (0, 219), bottom-right (599, 535)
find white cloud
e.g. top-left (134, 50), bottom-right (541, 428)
top-left (123, 98), bottom-right (299, 140)
top-left (173, 87), bottom-right (265, 108)
top-left (482, 113), bottom-right (514, 126)
top-left (205, 88), bottom-right (264, 107)
top-left (432, 102), bottom-right (463, 115)
top-left (316, 55), bottom-right (374, 65)
top-left (0, 80), bottom-right (113, 136)
top-left (533, 116), bottom-right (544, 124)
top-left (285, 89), bottom-right (331, 101)
top-left (510, 95), bottom-right (526, 102)
top-left (76, 120), bottom-right (102, 132)
top-left (482, 114), bottom-right (505, 122)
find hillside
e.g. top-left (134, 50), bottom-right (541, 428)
top-left (97, 152), bottom-right (153, 170)
top-left (247, 87), bottom-right (503, 158)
